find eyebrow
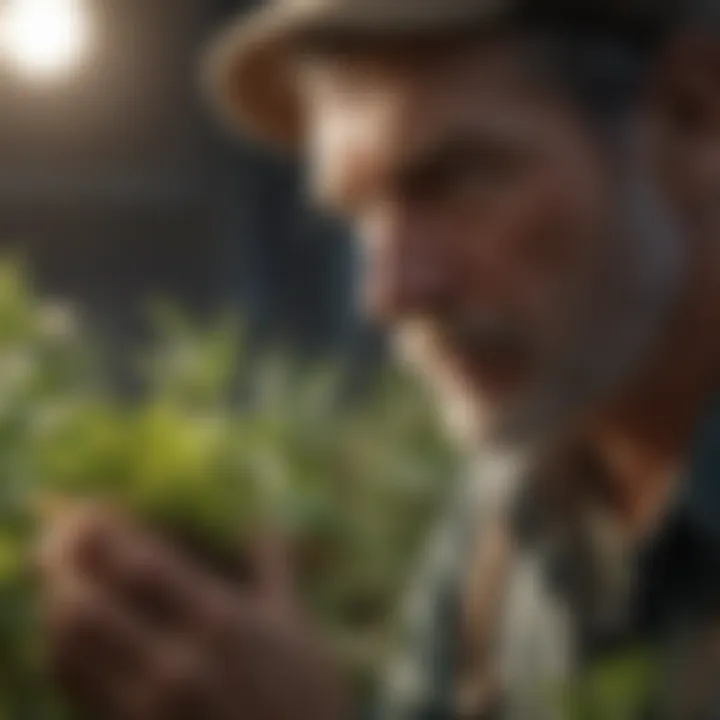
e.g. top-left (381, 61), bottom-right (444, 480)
top-left (314, 120), bottom-right (535, 214)
top-left (394, 132), bottom-right (525, 195)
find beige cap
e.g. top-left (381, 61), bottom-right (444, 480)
top-left (203, 0), bottom-right (673, 150)
top-left (202, 0), bottom-right (516, 149)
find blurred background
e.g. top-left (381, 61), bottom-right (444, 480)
top-left (0, 2), bottom-right (461, 715)
top-left (0, 0), bottom-right (376, 374)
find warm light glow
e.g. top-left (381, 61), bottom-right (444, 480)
top-left (0, 0), bottom-right (93, 80)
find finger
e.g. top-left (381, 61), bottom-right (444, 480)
top-left (45, 577), bottom-right (156, 718)
top-left (42, 503), bottom-right (230, 631)
top-left (38, 500), bottom-right (118, 581)
top-left (131, 644), bottom-right (233, 720)
top-left (101, 534), bottom-right (208, 630)
top-left (247, 529), bottom-right (297, 615)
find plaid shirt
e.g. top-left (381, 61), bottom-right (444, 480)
top-left (376, 403), bottom-right (720, 720)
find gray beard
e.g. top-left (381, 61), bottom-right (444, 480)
top-left (397, 158), bottom-right (685, 456)
top-left (501, 193), bottom-right (683, 449)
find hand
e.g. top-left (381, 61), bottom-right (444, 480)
top-left (39, 503), bottom-right (350, 720)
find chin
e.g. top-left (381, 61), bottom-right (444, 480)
top-left (395, 330), bottom-right (497, 442)
top-left (417, 360), bottom-right (527, 449)
top-left (430, 367), bottom-right (568, 453)
top-left (440, 382), bottom-right (527, 449)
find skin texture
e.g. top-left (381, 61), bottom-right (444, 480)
top-left (300, 38), bottom-right (683, 449)
top-left (40, 27), bottom-right (720, 720)
top-left (41, 504), bottom-right (348, 720)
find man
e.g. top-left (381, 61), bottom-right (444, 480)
top-left (41, 0), bottom-right (720, 717)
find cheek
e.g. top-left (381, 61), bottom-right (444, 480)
top-left (447, 178), bottom-right (606, 332)
top-left (518, 207), bottom-right (600, 314)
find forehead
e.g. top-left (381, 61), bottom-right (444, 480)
top-left (296, 36), bottom-right (576, 207)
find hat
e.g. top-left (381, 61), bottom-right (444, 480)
top-left (202, 0), bottom-right (674, 150)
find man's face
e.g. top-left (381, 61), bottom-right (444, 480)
top-left (300, 36), bottom-right (681, 446)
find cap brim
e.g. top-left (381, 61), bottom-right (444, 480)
top-left (202, 0), bottom-right (508, 151)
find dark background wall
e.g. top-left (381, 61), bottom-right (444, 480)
top-left (0, 0), bottom-right (369, 370)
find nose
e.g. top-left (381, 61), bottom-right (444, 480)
top-left (359, 206), bottom-right (452, 325)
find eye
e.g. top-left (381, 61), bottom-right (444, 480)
top-left (450, 147), bottom-right (522, 194)
top-left (446, 155), bottom-right (498, 196)
top-left (403, 144), bottom-right (523, 206)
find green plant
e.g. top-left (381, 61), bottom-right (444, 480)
top-left (0, 260), bottom-right (459, 717)
top-left (555, 648), bottom-right (660, 720)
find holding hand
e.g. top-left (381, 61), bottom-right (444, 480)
top-left (40, 504), bottom-right (350, 720)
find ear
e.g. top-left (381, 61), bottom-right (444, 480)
top-left (649, 31), bottom-right (720, 214)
